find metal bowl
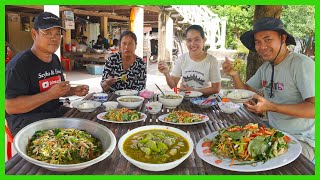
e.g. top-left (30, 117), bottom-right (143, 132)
top-left (14, 118), bottom-right (116, 172)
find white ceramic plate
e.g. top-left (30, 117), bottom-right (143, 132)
top-left (115, 89), bottom-right (138, 96)
top-left (179, 91), bottom-right (203, 99)
top-left (224, 89), bottom-right (255, 103)
top-left (158, 113), bottom-right (209, 125)
top-left (97, 112), bottom-right (147, 124)
top-left (196, 131), bottom-right (302, 172)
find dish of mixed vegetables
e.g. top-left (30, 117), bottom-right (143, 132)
top-left (200, 123), bottom-right (295, 166)
top-left (97, 108), bottom-right (146, 123)
top-left (26, 128), bottom-right (103, 164)
top-left (123, 129), bottom-right (189, 164)
top-left (158, 110), bottom-right (209, 125)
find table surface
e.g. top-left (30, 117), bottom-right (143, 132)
top-left (5, 93), bottom-right (315, 175)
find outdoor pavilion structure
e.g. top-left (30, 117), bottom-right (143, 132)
top-left (5, 5), bottom-right (226, 63)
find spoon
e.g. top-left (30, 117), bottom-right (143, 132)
top-left (155, 84), bottom-right (165, 96)
top-left (200, 94), bottom-right (218, 105)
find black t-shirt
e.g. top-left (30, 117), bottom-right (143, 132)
top-left (5, 49), bottom-right (65, 116)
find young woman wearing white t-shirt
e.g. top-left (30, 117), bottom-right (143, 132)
top-left (158, 25), bottom-right (221, 95)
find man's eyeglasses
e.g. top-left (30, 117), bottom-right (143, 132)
top-left (38, 29), bottom-right (62, 39)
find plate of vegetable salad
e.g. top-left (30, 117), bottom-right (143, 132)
top-left (196, 123), bottom-right (301, 172)
top-left (97, 108), bottom-right (147, 123)
top-left (26, 128), bottom-right (103, 164)
top-left (158, 110), bottom-right (209, 125)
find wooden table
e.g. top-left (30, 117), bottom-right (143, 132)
top-left (5, 93), bottom-right (315, 175)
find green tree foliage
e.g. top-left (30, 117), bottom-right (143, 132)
top-left (281, 6), bottom-right (315, 54)
top-left (208, 5), bottom-right (254, 50)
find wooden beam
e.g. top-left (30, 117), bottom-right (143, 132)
top-left (142, 6), bottom-right (161, 13)
top-left (14, 5), bottom-right (44, 10)
top-left (6, 11), bottom-right (38, 17)
top-left (60, 6), bottom-right (129, 21)
top-left (66, 5), bottom-right (132, 11)
top-left (10, 5), bottom-right (129, 21)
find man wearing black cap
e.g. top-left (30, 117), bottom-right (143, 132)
top-left (222, 17), bottom-right (314, 161)
top-left (5, 12), bottom-right (89, 136)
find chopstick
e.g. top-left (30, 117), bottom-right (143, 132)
top-left (69, 83), bottom-right (84, 87)
top-left (101, 80), bottom-right (117, 91)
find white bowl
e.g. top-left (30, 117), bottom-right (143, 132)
top-left (103, 101), bottom-right (119, 111)
top-left (93, 48), bottom-right (104, 53)
top-left (72, 100), bottom-right (101, 112)
top-left (179, 91), bottom-right (203, 99)
top-left (218, 102), bottom-right (241, 114)
top-left (117, 96), bottom-right (144, 109)
top-left (115, 89), bottom-right (138, 96)
top-left (93, 93), bottom-right (109, 102)
top-left (145, 101), bottom-right (162, 114)
top-left (224, 89), bottom-right (255, 103)
top-left (162, 91), bottom-right (176, 95)
top-left (14, 118), bottom-right (116, 172)
top-left (118, 125), bottom-right (194, 171)
top-left (158, 94), bottom-right (184, 109)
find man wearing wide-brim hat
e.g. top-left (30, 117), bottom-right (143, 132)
top-left (223, 17), bottom-right (314, 161)
top-left (5, 12), bottom-right (90, 136)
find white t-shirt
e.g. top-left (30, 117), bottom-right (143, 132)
top-left (247, 52), bottom-right (315, 147)
top-left (171, 53), bottom-right (221, 89)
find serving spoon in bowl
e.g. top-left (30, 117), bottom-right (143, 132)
top-left (155, 84), bottom-right (166, 96)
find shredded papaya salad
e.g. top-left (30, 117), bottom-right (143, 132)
top-left (26, 128), bottom-right (103, 164)
top-left (104, 108), bottom-right (141, 122)
top-left (202, 123), bottom-right (292, 165)
top-left (164, 110), bottom-right (205, 123)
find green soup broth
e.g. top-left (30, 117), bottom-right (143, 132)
top-left (123, 129), bottom-right (189, 164)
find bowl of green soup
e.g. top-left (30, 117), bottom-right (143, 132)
top-left (118, 125), bottom-right (193, 171)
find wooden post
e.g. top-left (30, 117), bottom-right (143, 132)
top-left (101, 16), bottom-right (108, 40)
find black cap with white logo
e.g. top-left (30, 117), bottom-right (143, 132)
top-left (33, 12), bottom-right (66, 31)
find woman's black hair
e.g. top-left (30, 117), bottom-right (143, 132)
top-left (119, 31), bottom-right (137, 45)
top-left (113, 39), bottom-right (119, 46)
top-left (186, 25), bottom-right (205, 38)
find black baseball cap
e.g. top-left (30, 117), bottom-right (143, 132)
top-left (33, 12), bottom-right (66, 31)
top-left (240, 17), bottom-right (296, 52)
